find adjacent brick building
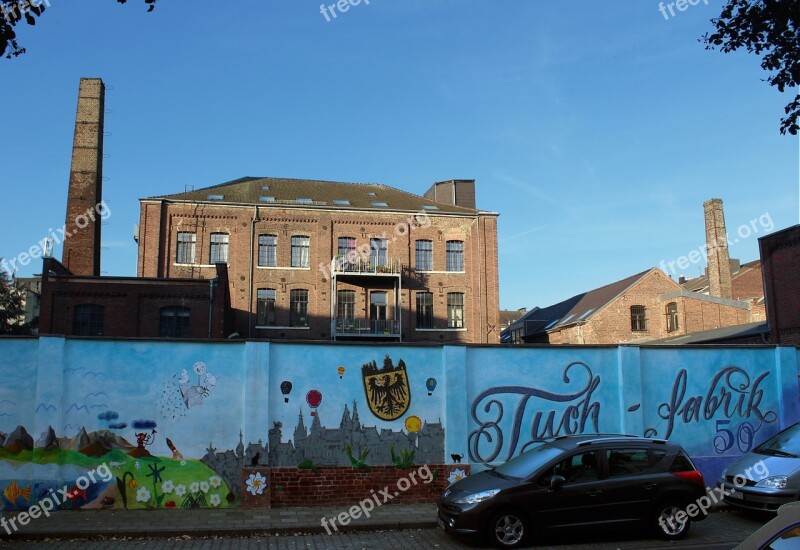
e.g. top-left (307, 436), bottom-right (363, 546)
top-left (760, 224), bottom-right (800, 346)
top-left (137, 178), bottom-right (500, 343)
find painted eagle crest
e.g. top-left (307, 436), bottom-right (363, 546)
top-left (361, 356), bottom-right (411, 421)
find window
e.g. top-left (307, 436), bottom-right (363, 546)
top-left (334, 200), bottom-right (351, 206)
top-left (422, 205), bottom-right (439, 210)
top-left (446, 240), bottom-right (464, 272)
top-left (371, 202), bottom-right (389, 207)
top-left (416, 292), bottom-right (434, 329)
top-left (606, 448), bottom-right (652, 478)
top-left (207, 194), bottom-right (224, 201)
top-left (538, 451), bottom-right (600, 486)
top-left (176, 232), bottom-right (196, 264)
top-left (258, 235), bottom-right (277, 267)
top-left (666, 302), bottom-right (679, 332)
top-left (290, 289), bottom-right (309, 326)
top-left (370, 238), bottom-right (387, 269)
top-left (416, 240), bottom-right (433, 271)
top-left (338, 237), bottom-right (356, 258)
top-left (159, 306), bottom-right (190, 338)
top-left (631, 305), bottom-right (648, 331)
top-left (256, 289), bottom-right (277, 326)
top-left (209, 233), bottom-right (229, 264)
top-left (73, 304), bottom-right (104, 336)
top-left (296, 198), bottom-right (313, 204)
top-left (447, 292), bottom-right (464, 328)
top-left (259, 196), bottom-right (275, 203)
top-left (370, 291), bottom-right (388, 321)
top-left (291, 236), bottom-right (310, 268)
top-left (337, 290), bottom-right (356, 320)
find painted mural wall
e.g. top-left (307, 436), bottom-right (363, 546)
top-left (0, 337), bottom-right (797, 512)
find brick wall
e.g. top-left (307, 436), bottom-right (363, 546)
top-left (138, 201), bottom-right (499, 343)
top-left (759, 226), bottom-right (800, 345)
top-left (732, 263), bottom-right (764, 301)
top-left (269, 464), bottom-right (467, 507)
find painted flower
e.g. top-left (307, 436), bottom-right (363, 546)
top-left (246, 472), bottom-right (267, 496)
top-left (165, 501), bottom-right (176, 509)
top-left (127, 478), bottom-right (138, 489)
top-left (135, 486), bottom-right (151, 503)
top-left (175, 484), bottom-right (187, 497)
top-left (209, 475), bottom-right (222, 488)
top-left (134, 460), bottom-right (141, 470)
top-left (193, 361), bottom-right (207, 376)
top-left (199, 481), bottom-right (210, 494)
top-left (180, 460), bottom-right (187, 466)
top-left (447, 468), bottom-right (467, 486)
top-left (190, 481), bottom-right (200, 494)
top-left (209, 493), bottom-right (221, 507)
top-left (162, 480), bottom-right (175, 494)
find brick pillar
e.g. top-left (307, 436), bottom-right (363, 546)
top-left (703, 198), bottom-right (732, 300)
top-left (62, 78), bottom-right (105, 276)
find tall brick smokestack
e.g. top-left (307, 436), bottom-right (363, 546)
top-left (703, 198), bottom-right (733, 299)
top-left (62, 78), bottom-right (105, 276)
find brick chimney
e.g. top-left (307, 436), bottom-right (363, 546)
top-left (703, 198), bottom-right (733, 299)
top-left (62, 78), bottom-right (105, 276)
top-left (424, 180), bottom-right (476, 209)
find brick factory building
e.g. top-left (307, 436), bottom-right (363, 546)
top-left (137, 177), bottom-right (500, 343)
top-left (759, 224), bottom-right (800, 346)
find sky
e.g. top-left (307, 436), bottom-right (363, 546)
top-left (1, 0), bottom-right (798, 311)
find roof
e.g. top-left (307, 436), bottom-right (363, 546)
top-left (643, 321), bottom-right (769, 345)
top-left (143, 176), bottom-right (488, 215)
top-left (499, 309), bottom-right (525, 328)
top-left (514, 269), bottom-right (656, 339)
top-left (680, 259), bottom-right (760, 294)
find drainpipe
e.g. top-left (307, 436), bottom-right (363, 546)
top-left (248, 206), bottom-right (258, 338)
top-left (475, 215), bottom-right (484, 343)
top-left (208, 277), bottom-right (217, 339)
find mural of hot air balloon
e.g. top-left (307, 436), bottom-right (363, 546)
top-left (426, 377), bottom-right (437, 396)
top-left (280, 381), bottom-right (293, 403)
top-left (306, 389), bottom-right (322, 416)
top-left (337, 366), bottom-right (345, 379)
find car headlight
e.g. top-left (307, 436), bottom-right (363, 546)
top-left (455, 489), bottom-right (500, 505)
top-left (755, 476), bottom-right (788, 489)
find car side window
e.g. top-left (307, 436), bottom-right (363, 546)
top-left (605, 448), bottom-right (651, 478)
top-left (537, 451), bottom-right (600, 486)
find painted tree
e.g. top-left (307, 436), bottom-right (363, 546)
top-left (0, 265), bottom-right (26, 335)
top-left (702, 0), bottom-right (800, 135)
top-left (1, 0), bottom-right (156, 59)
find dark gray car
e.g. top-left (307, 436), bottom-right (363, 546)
top-left (438, 434), bottom-right (707, 548)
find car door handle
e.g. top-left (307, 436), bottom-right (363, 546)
top-left (642, 483), bottom-right (657, 490)
top-left (585, 489), bottom-right (603, 496)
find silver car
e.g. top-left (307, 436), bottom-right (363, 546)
top-left (719, 422), bottom-right (800, 512)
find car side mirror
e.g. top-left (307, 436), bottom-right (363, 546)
top-left (550, 475), bottom-right (566, 490)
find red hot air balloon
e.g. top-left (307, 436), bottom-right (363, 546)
top-left (306, 389), bottom-right (322, 416)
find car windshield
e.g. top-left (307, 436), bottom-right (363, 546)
top-left (755, 423), bottom-right (800, 457)
top-left (492, 445), bottom-right (563, 479)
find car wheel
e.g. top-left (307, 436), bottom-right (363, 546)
top-left (654, 501), bottom-right (691, 540)
top-left (488, 509), bottom-right (528, 548)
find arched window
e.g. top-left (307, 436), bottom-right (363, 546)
top-left (666, 302), bottom-right (679, 332)
top-left (630, 305), bottom-right (648, 332)
top-left (160, 306), bottom-right (191, 338)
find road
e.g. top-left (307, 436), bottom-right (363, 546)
top-left (0, 510), bottom-right (768, 549)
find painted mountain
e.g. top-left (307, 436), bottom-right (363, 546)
top-left (2, 425), bottom-right (33, 453)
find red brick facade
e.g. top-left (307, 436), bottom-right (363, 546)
top-left (760, 225), bottom-right (800, 346)
top-left (137, 194), bottom-right (500, 343)
top-left (540, 270), bottom-right (756, 345)
top-left (38, 258), bottom-right (232, 338)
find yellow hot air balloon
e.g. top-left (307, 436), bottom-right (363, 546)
top-left (337, 366), bottom-right (345, 379)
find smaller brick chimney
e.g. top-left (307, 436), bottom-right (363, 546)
top-left (62, 78), bottom-right (105, 276)
top-left (703, 198), bottom-right (733, 299)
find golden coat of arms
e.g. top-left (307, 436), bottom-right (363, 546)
top-left (362, 356), bottom-right (411, 421)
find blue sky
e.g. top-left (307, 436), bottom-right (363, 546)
top-left (2, 0), bottom-right (798, 310)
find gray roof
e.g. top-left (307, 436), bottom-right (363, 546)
top-left (144, 176), bottom-right (487, 215)
top-left (514, 269), bottom-right (656, 340)
top-left (643, 321), bottom-right (769, 345)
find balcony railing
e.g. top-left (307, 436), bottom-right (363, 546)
top-left (332, 255), bottom-right (401, 275)
top-left (334, 318), bottom-right (400, 336)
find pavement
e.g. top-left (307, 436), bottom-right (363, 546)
top-left (0, 502), bottom-right (771, 549)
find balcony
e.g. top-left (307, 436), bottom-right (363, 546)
top-left (334, 318), bottom-right (401, 337)
top-left (331, 255), bottom-right (401, 276)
